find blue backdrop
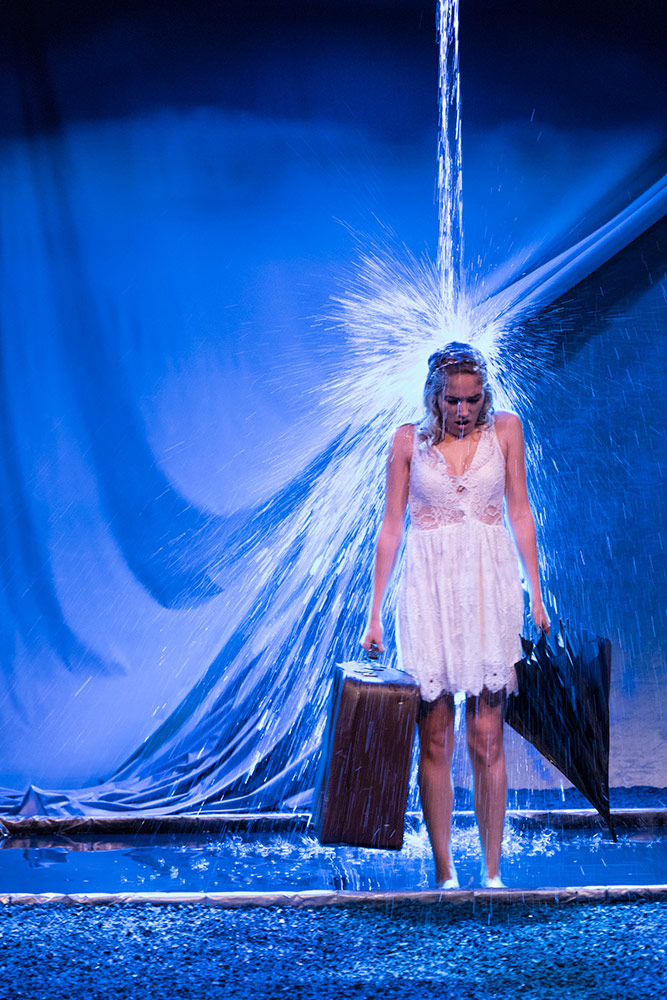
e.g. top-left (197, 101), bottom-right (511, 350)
top-left (0, 0), bottom-right (665, 815)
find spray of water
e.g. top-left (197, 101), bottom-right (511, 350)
top-left (323, 0), bottom-right (548, 437)
top-left (56, 0), bottom-right (666, 813)
top-left (136, 0), bottom-right (547, 809)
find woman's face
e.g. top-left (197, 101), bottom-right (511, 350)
top-left (441, 372), bottom-right (485, 438)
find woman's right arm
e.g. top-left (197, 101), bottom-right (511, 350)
top-left (361, 424), bottom-right (413, 653)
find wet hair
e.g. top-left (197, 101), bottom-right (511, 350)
top-left (419, 341), bottom-right (494, 445)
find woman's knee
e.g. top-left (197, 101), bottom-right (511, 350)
top-left (466, 690), bottom-right (505, 766)
top-left (466, 718), bottom-right (504, 768)
top-left (419, 722), bottom-right (455, 765)
top-left (418, 696), bottom-right (455, 764)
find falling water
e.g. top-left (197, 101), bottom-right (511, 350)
top-left (437, 0), bottom-right (464, 319)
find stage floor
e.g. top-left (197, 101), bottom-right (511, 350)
top-left (1, 812), bottom-right (665, 998)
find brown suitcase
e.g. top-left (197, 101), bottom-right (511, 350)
top-left (313, 660), bottom-right (420, 849)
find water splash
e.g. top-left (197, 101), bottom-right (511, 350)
top-left (100, 0), bottom-right (665, 811)
top-left (4, 824), bottom-right (663, 892)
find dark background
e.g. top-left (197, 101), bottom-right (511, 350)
top-left (4, 1), bottom-right (666, 131)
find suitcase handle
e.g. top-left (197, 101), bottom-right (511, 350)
top-left (359, 642), bottom-right (381, 677)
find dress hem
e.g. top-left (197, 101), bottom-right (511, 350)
top-left (416, 680), bottom-right (518, 703)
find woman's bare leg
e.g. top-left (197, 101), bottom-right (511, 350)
top-left (465, 689), bottom-right (507, 880)
top-left (417, 694), bottom-right (456, 884)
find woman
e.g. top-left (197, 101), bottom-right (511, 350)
top-left (362, 342), bottom-right (549, 889)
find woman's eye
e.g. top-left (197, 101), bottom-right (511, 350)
top-left (445, 395), bottom-right (481, 405)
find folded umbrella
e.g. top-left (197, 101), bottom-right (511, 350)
top-left (506, 623), bottom-right (616, 840)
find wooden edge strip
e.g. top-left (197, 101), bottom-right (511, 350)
top-left (1, 886), bottom-right (667, 908)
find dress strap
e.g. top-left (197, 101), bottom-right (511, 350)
top-left (488, 419), bottom-right (505, 464)
top-left (411, 423), bottom-right (420, 458)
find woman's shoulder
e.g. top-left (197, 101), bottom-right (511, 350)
top-left (390, 423), bottom-right (417, 457)
top-left (492, 411), bottom-right (525, 452)
top-left (493, 410), bottom-right (521, 425)
top-left (493, 410), bottom-right (523, 434)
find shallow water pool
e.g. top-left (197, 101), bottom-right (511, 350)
top-left (0, 821), bottom-right (664, 895)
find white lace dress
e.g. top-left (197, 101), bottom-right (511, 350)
top-left (397, 421), bottom-right (524, 701)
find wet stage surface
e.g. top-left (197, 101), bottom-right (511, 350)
top-left (0, 815), bottom-right (665, 897)
top-left (1, 809), bottom-right (665, 1000)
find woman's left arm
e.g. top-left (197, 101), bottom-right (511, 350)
top-left (500, 413), bottom-right (550, 633)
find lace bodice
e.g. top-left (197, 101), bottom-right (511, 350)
top-left (408, 422), bottom-right (506, 531)
top-left (398, 419), bottom-right (523, 699)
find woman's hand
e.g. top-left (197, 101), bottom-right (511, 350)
top-left (531, 599), bottom-right (551, 635)
top-left (361, 619), bottom-right (384, 655)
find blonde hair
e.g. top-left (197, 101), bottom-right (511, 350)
top-left (419, 342), bottom-right (494, 445)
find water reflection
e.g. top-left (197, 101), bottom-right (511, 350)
top-left (1, 824), bottom-right (664, 895)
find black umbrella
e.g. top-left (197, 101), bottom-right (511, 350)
top-left (506, 623), bottom-right (616, 840)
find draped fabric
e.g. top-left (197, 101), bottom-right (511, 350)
top-left (1, 0), bottom-right (666, 815)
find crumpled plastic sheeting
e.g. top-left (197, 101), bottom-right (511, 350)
top-left (1, 142), bottom-right (664, 821)
top-left (2, 3), bottom-right (667, 821)
top-left (0, 3), bottom-right (395, 818)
